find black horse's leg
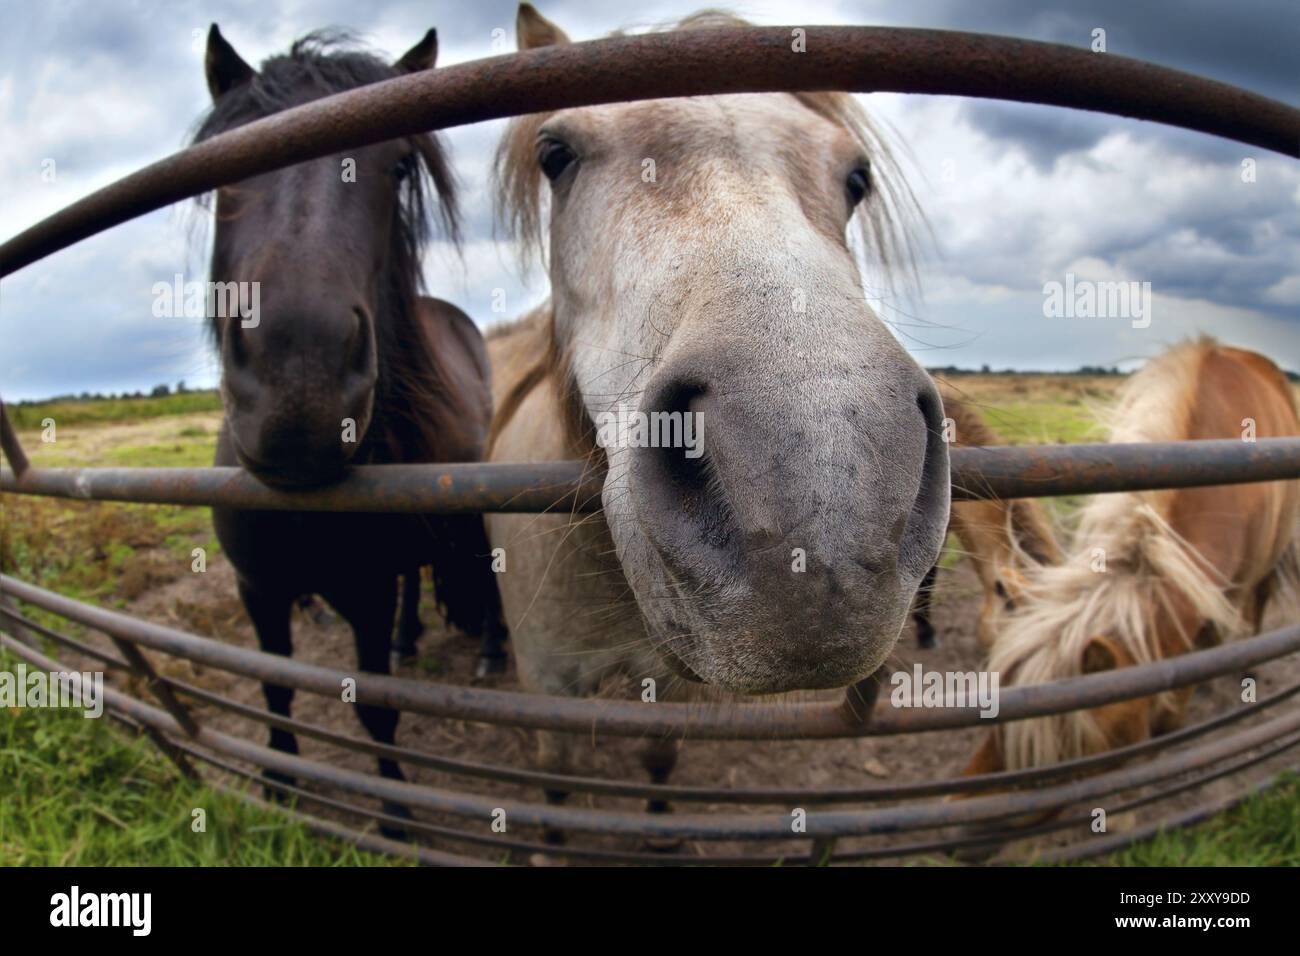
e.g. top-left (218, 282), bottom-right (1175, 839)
top-left (914, 562), bottom-right (939, 649)
top-left (640, 738), bottom-right (682, 853)
top-left (536, 730), bottom-right (571, 853)
top-left (330, 578), bottom-right (412, 839)
top-left (475, 589), bottom-right (510, 679)
top-left (393, 567), bottom-right (424, 664)
top-left (240, 581), bottom-right (297, 800)
top-left (472, 521), bottom-right (509, 678)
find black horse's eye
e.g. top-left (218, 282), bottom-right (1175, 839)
top-left (538, 138), bottom-right (577, 182)
top-left (846, 165), bottom-right (871, 207)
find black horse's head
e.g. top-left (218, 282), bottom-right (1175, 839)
top-left (197, 25), bottom-right (457, 488)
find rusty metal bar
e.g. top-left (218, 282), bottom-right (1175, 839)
top-left (3, 438), bottom-right (1297, 512)
top-left (0, 606), bottom-right (131, 669)
top-left (189, 745), bottom-right (752, 866)
top-left (9, 624), bottom-right (1297, 862)
top-left (831, 742), bottom-right (1300, 864)
top-left (216, 784), bottom-right (486, 867)
top-left (197, 726), bottom-right (1300, 865)
top-left (101, 666), bottom-right (1300, 865)
top-left (0, 592), bottom-right (41, 650)
top-left (949, 438), bottom-right (1300, 500)
top-left (5, 572), bottom-right (1298, 741)
top-left (0, 400), bottom-right (30, 478)
top-left (1, 27), bottom-right (1296, 279)
top-left (11, 600), bottom-right (1298, 805)
top-left (0, 461), bottom-right (604, 513)
top-left (10, 630), bottom-right (1296, 841)
top-left (106, 636), bottom-right (200, 738)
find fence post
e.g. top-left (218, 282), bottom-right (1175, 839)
top-left (0, 592), bottom-right (41, 650)
top-left (0, 399), bottom-right (30, 477)
top-left (105, 637), bottom-right (201, 779)
top-left (808, 837), bottom-right (837, 866)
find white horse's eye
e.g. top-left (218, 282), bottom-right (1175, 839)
top-left (538, 138), bottom-right (578, 182)
top-left (846, 165), bottom-right (871, 206)
top-left (392, 153), bottom-right (418, 182)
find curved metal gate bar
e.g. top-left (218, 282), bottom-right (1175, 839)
top-left (3, 632), bottom-right (1297, 849)
top-left (6, 599), bottom-right (1300, 815)
top-left (5, 573), bottom-right (1298, 740)
top-left (5, 438), bottom-right (1300, 510)
top-left (13, 625), bottom-right (1297, 867)
top-left (1, 25), bottom-right (1297, 278)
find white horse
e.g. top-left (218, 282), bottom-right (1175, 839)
top-left (485, 4), bottom-right (950, 838)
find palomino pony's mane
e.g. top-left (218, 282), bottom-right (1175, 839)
top-left (193, 31), bottom-right (464, 463)
top-left (991, 337), bottom-right (1247, 770)
top-left (489, 10), bottom-right (923, 458)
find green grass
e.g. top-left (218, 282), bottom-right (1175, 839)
top-left (1093, 774), bottom-right (1300, 866)
top-left (6, 391), bottom-right (222, 430)
top-left (2, 405), bottom-right (220, 607)
top-left (982, 401), bottom-right (1105, 445)
top-left (100, 441), bottom-right (218, 468)
top-left (0, 653), bottom-right (404, 866)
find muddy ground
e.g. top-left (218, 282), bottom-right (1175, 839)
top-left (66, 548), bottom-right (1300, 866)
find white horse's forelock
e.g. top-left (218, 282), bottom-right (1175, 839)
top-left (491, 11), bottom-right (925, 293)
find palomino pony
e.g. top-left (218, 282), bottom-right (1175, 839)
top-left (486, 5), bottom-right (950, 838)
top-left (965, 338), bottom-right (1299, 779)
top-left (911, 383), bottom-right (1063, 649)
top-left (198, 26), bottom-right (506, 829)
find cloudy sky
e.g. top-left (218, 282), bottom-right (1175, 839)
top-left (0, 0), bottom-right (1296, 401)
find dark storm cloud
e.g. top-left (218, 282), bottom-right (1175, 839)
top-left (925, 0), bottom-right (1298, 170)
top-left (920, 0), bottom-right (1299, 103)
top-left (958, 101), bottom-right (1255, 171)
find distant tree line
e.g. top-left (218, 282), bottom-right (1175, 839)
top-left (11, 382), bottom-right (217, 405)
top-left (928, 364), bottom-right (1299, 382)
top-left (927, 364), bottom-right (1127, 376)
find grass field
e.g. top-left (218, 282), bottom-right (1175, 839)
top-left (0, 657), bottom-right (401, 866)
top-left (2, 381), bottom-right (1297, 866)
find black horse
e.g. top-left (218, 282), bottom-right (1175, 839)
top-left (198, 25), bottom-right (506, 831)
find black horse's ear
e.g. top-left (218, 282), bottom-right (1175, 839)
top-left (206, 24), bottom-right (255, 101)
top-left (395, 29), bottom-right (438, 73)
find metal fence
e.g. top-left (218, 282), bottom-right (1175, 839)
top-left (1, 25), bottom-right (1299, 866)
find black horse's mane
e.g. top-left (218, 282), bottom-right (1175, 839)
top-left (193, 30), bottom-right (462, 463)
